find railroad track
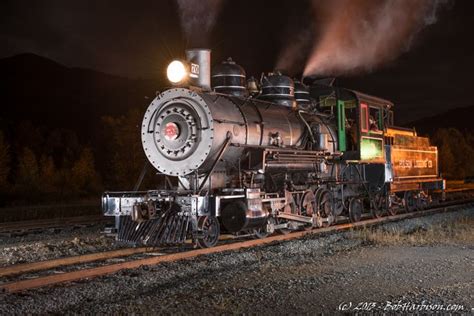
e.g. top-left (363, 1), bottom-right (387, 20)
top-left (0, 215), bottom-right (113, 236)
top-left (1, 200), bottom-right (472, 294)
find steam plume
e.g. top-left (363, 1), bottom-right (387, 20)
top-left (295, 0), bottom-right (448, 77)
top-left (276, 27), bottom-right (314, 76)
top-left (275, 9), bottom-right (315, 76)
top-left (176, 0), bottom-right (223, 47)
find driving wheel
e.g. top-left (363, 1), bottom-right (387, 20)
top-left (349, 198), bottom-right (363, 223)
top-left (319, 191), bottom-right (335, 227)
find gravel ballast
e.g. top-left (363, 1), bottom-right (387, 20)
top-left (0, 208), bottom-right (472, 314)
top-left (0, 224), bottom-right (125, 266)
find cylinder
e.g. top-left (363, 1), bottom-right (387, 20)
top-left (185, 49), bottom-right (211, 91)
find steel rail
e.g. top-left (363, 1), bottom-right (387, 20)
top-left (0, 247), bottom-right (153, 278)
top-left (1, 201), bottom-right (472, 294)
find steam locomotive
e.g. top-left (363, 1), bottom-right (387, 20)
top-left (102, 49), bottom-right (445, 248)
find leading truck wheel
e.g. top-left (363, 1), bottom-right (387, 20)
top-left (196, 216), bottom-right (220, 248)
top-left (253, 217), bottom-right (275, 239)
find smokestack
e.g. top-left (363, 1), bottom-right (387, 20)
top-left (185, 49), bottom-right (211, 91)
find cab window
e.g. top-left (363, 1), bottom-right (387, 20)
top-left (369, 106), bottom-right (383, 132)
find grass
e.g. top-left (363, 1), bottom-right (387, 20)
top-left (354, 216), bottom-right (474, 246)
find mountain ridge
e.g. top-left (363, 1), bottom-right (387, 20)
top-left (1, 53), bottom-right (470, 139)
top-left (0, 53), bottom-right (164, 141)
top-left (405, 104), bottom-right (474, 136)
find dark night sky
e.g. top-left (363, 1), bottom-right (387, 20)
top-left (1, 0), bottom-right (473, 123)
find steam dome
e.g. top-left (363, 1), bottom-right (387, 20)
top-left (211, 58), bottom-right (248, 97)
top-left (259, 71), bottom-right (296, 108)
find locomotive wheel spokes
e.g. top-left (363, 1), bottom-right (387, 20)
top-left (300, 190), bottom-right (316, 230)
top-left (348, 198), bottom-right (363, 223)
top-left (387, 203), bottom-right (398, 216)
top-left (371, 193), bottom-right (385, 218)
top-left (404, 191), bottom-right (417, 212)
top-left (277, 191), bottom-right (297, 234)
top-left (387, 194), bottom-right (401, 216)
top-left (319, 191), bottom-right (335, 227)
top-left (416, 191), bottom-right (429, 211)
top-left (196, 216), bottom-right (220, 248)
top-left (301, 190), bottom-right (316, 216)
top-left (253, 228), bottom-right (268, 239)
top-left (254, 217), bottom-right (275, 239)
top-left (284, 191), bottom-right (297, 214)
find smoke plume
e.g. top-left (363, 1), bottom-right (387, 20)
top-left (275, 7), bottom-right (315, 76)
top-left (303, 0), bottom-right (449, 76)
top-left (176, 0), bottom-right (223, 47)
top-left (279, 0), bottom-right (448, 77)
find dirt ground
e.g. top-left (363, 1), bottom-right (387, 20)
top-left (0, 208), bottom-right (473, 314)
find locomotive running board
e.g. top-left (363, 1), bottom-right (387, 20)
top-left (277, 212), bottom-right (313, 224)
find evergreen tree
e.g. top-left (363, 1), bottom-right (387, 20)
top-left (39, 154), bottom-right (58, 194)
top-left (102, 108), bottom-right (149, 189)
top-left (71, 147), bottom-right (101, 195)
top-left (15, 147), bottom-right (41, 200)
top-left (432, 128), bottom-right (474, 179)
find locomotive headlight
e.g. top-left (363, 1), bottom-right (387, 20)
top-left (167, 60), bottom-right (188, 84)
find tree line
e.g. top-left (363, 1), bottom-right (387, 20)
top-left (0, 116), bottom-right (472, 206)
top-left (0, 122), bottom-right (101, 206)
top-left (431, 128), bottom-right (474, 179)
top-left (0, 108), bottom-right (158, 206)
